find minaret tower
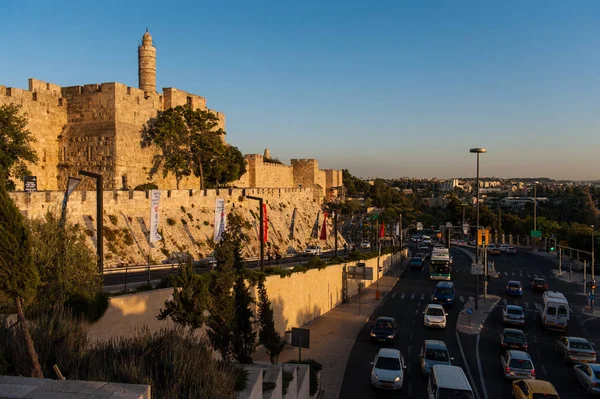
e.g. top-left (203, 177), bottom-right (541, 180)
top-left (138, 28), bottom-right (156, 93)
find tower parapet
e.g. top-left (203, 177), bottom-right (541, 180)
top-left (138, 29), bottom-right (156, 93)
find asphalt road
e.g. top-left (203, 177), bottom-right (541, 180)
top-left (470, 249), bottom-right (600, 399)
top-left (339, 246), bottom-right (478, 398)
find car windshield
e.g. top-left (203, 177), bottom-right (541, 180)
top-left (509, 359), bottom-right (533, 370)
top-left (533, 279), bottom-right (545, 284)
top-left (508, 247), bottom-right (515, 250)
top-left (507, 308), bottom-right (522, 315)
top-left (436, 288), bottom-right (453, 295)
top-left (437, 388), bottom-right (475, 399)
top-left (594, 371), bottom-right (600, 379)
top-left (375, 321), bottom-right (394, 330)
top-left (508, 282), bottom-right (521, 288)
top-left (532, 395), bottom-right (558, 399)
top-left (412, 257), bottom-right (422, 261)
top-left (571, 341), bottom-right (592, 350)
top-left (504, 331), bottom-right (525, 342)
top-left (375, 356), bottom-right (400, 370)
top-left (427, 308), bottom-right (444, 316)
top-left (425, 348), bottom-right (449, 361)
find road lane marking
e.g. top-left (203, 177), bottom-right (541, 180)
top-left (407, 382), bottom-right (412, 396)
top-left (511, 272), bottom-right (515, 276)
top-left (527, 273), bottom-right (532, 278)
top-left (469, 296), bottom-right (474, 301)
top-left (455, 331), bottom-right (482, 399)
top-left (460, 296), bottom-right (465, 302)
top-left (421, 294), bottom-right (425, 301)
top-left (476, 334), bottom-right (490, 399)
top-left (525, 302), bottom-right (529, 308)
top-left (408, 345), bottom-right (412, 356)
top-left (409, 332), bottom-right (413, 340)
top-left (534, 303), bottom-right (542, 312)
top-left (502, 299), bottom-right (507, 305)
top-left (410, 293), bottom-right (415, 300)
top-left (540, 364), bottom-right (547, 376)
top-left (401, 293), bottom-right (406, 299)
top-left (504, 272), bottom-right (508, 276)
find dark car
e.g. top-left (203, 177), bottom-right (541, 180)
top-left (370, 317), bottom-right (398, 344)
top-left (432, 281), bottom-right (456, 306)
top-left (500, 328), bottom-right (528, 352)
top-left (410, 256), bottom-right (425, 269)
top-left (506, 280), bottom-right (523, 296)
top-left (531, 278), bottom-right (548, 292)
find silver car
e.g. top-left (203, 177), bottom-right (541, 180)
top-left (419, 340), bottom-right (453, 376)
top-left (573, 363), bottom-right (600, 395)
top-left (502, 305), bottom-right (525, 326)
top-left (500, 350), bottom-right (536, 381)
top-left (556, 336), bottom-right (597, 364)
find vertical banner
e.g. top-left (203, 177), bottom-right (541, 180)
top-left (311, 211), bottom-right (321, 239)
top-left (289, 208), bottom-right (297, 240)
top-left (320, 212), bottom-right (328, 240)
top-left (262, 203), bottom-right (268, 243)
top-left (214, 198), bottom-right (226, 242)
top-left (379, 222), bottom-right (385, 238)
top-left (395, 222), bottom-right (400, 236)
top-left (150, 190), bottom-right (162, 243)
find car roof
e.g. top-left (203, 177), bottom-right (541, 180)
top-left (508, 280), bottom-right (521, 285)
top-left (505, 305), bottom-right (523, 311)
top-left (375, 316), bottom-right (396, 323)
top-left (435, 281), bottom-right (454, 288)
top-left (566, 336), bottom-right (591, 344)
top-left (533, 277), bottom-right (546, 281)
top-left (424, 340), bottom-right (448, 350)
top-left (377, 348), bottom-right (401, 358)
top-left (589, 364), bottom-right (600, 372)
top-left (520, 380), bottom-right (558, 393)
top-left (427, 304), bottom-right (445, 310)
top-left (504, 328), bottom-right (525, 335)
top-left (508, 350), bottom-right (531, 360)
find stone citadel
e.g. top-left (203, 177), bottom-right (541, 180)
top-left (0, 30), bottom-right (342, 197)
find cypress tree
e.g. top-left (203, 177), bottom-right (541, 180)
top-left (257, 278), bottom-right (284, 364)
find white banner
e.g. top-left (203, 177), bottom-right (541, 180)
top-left (150, 190), bottom-right (162, 243)
top-left (214, 198), bottom-right (226, 242)
top-left (395, 222), bottom-right (400, 236)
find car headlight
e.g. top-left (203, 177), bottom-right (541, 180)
top-left (372, 372), bottom-right (378, 379)
top-left (387, 335), bottom-right (394, 339)
top-left (433, 297), bottom-right (438, 301)
top-left (370, 332), bottom-right (376, 337)
top-left (394, 376), bottom-right (400, 382)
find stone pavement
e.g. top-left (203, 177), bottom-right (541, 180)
top-left (456, 295), bottom-right (501, 335)
top-left (252, 259), bottom-right (409, 399)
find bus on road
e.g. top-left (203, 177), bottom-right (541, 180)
top-left (429, 248), bottom-right (452, 281)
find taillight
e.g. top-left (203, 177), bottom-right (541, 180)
top-left (594, 382), bottom-right (600, 388)
top-left (505, 367), bottom-right (510, 371)
top-left (523, 345), bottom-right (528, 350)
top-left (531, 369), bottom-right (535, 375)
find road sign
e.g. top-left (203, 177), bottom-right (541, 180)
top-left (417, 222), bottom-right (423, 231)
top-left (530, 230), bottom-right (542, 238)
top-left (446, 222), bottom-right (453, 228)
top-left (470, 263), bottom-right (484, 275)
top-left (466, 308), bottom-right (473, 315)
top-left (477, 229), bottom-right (490, 246)
top-left (590, 294), bottom-right (596, 301)
top-left (347, 265), bottom-right (374, 280)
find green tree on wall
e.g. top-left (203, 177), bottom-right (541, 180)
top-left (140, 105), bottom-right (246, 189)
top-left (0, 104), bottom-right (38, 190)
top-left (0, 176), bottom-right (43, 377)
top-left (257, 277), bottom-right (285, 364)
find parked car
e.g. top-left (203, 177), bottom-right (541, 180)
top-left (506, 246), bottom-right (517, 255)
top-left (198, 252), bottom-right (217, 269)
top-left (512, 380), bottom-right (560, 399)
top-left (506, 280), bottom-right (523, 296)
top-left (361, 240), bottom-right (371, 249)
top-left (487, 244), bottom-right (501, 255)
top-left (500, 328), bottom-right (528, 352)
top-left (531, 278), bottom-right (548, 292)
top-left (556, 336), bottom-right (597, 364)
top-left (162, 252), bottom-right (193, 265)
top-left (370, 317), bottom-right (398, 344)
top-left (502, 305), bottom-right (525, 326)
top-left (432, 281), bottom-right (455, 306)
top-left (419, 340), bottom-right (453, 376)
top-left (500, 244), bottom-right (509, 252)
top-left (370, 348), bottom-right (407, 390)
top-left (500, 350), bottom-right (536, 381)
top-left (423, 304), bottom-right (448, 329)
top-left (409, 256), bottom-right (425, 269)
top-left (573, 363), bottom-right (600, 395)
top-left (304, 245), bottom-right (322, 256)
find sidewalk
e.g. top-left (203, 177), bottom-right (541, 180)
top-left (456, 295), bottom-right (501, 335)
top-left (252, 259), bottom-right (409, 399)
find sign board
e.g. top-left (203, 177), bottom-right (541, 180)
top-left (470, 263), bottom-right (484, 275)
top-left (477, 229), bottom-right (490, 246)
top-left (291, 327), bottom-right (310, 349)
top-left (466, 308), bottom-right (473, 315)
top-left (347, 265), bottom-right (374, 280)
top-left (24, 176), bottom-right (37, 192)
top-left (463, 223), bottom-right (469, 235)
top-left (590, 294), bottom-right (596, 301)
top-left (530, 230), bottom-right (542, 238)
top-left (416, 222), bottom-right (423, 231)
top-left (446, 222), bottom-right (453, 228)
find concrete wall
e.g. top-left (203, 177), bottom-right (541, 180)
top-left (87, 253), bottom-right (397, 342)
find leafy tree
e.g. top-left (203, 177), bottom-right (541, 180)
top-left (0, 104), bottom-right (38, 190)
top-left (140, 105), bottom-right (246, 189)
top-left (157, 258), bottom-right (210, 330)
top-left (0, 178), bottom-right (43, 377)
top-left (232, 271), bottom-right (255, 364)
top-left (257, 278), bottom-right (284, 364)
top-left (27, 211), bottom-right (102, 314)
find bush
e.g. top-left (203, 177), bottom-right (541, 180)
top-left (282, 370), bottom-right (294, 395)
top-left (181, 218), bottom-right (188, 225)
top-left (306, 256), bottom-right (326, 270)
top-left (328, 256), bottom-right (344, 265)
top-left (287, 359), bottom-right (322, 396)
top-left (167, 218), bottom-right (176, 226)
top-left (187, 212), bottom-right (194, 221)
top-left (64, 292), bottom-right (110, 323)
top-left (108, 214), bottom-right (118, 225)
top-left (133, 183), bottom-right (158, 191)
top-left (123, 233), bottom-right (134, 246)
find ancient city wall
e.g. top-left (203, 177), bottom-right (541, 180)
top-left (0, 79), bottom-right (67, 190)
top-left (245, 155), bottom-right (294, 188)
top-left (88, 252), bottom-right (400, 342)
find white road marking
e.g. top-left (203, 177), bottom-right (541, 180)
top-left (408, 345), bottom-right (412, 356)
top-left (534, 303), bottom-right (542, 312)
top-left (460, 296), bottom-right (465, 302)
top-left (469, 296), bottom-right (474, 301)
top-left (511, 272), bottom-right (515, 276)
top-left (407, 381), bottom-right (412, 396)
top-left (476, 334), bottom-right (490, 399)
top-left (525, 302), bottom-right (529, 309)
top-left (421, 294), bottom-right (425, 301)
top-left (504, 272), bottom-right (508, 276)
top-left (409, 332), bottom-right (413, 340)
top-left (534, 273), bottom-right (539, 278)
top-left (527, 273), bottom-right (532, 278)
top-left (401, 293), bottom-right (406, 299)
top-left (430, 294), bottom-right (434, 301)
top-left (502, 299), bottom-right (507, 305)
top-left (410, 293), bottom-right (415, 300)
top-left (540, 364), bottom-right (547, 376)
top-left (533, 335), bottom-right (538, 343)
top-left (519, 273), bottom-right (523, 277)
top-left (455, 331), bottom-right (482, 399)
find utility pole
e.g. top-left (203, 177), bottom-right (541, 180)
top-left (533, 183), bottom-right (537, 250)
top-left (334, 211), bottom-right (338, 258)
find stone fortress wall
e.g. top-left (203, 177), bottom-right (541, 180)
top-left (9, 187), bottom-right (344, 268)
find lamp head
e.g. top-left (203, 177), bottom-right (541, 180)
top-left (469, 148), bottom-right (487, 154)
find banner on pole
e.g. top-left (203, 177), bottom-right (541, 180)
top-left (262, 204), bottom-right (268, 243)
top-left (311, 211), bottom-right (320, 239)
top-left (395, 222), bottom-right (400, 236)
top-left (214, 198), bottom-right (226, 242)
top-left (150, 190), bottom-right (162, 243)
top-left (320, 212), bottom-right (328, 240)
top-left (289, 208), bottom-right (297, 240)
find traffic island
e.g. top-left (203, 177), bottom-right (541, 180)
top-left (456, 295), bottom-right (501, 335)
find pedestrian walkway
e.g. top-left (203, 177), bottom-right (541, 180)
top-left (252, 259), bottom-right (409, 399)
top-left (456, 295), bottom-right (501, 335)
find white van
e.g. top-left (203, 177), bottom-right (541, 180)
top-left (541, 291), bottom-right (569, 331)
top-left (428, 365), bottom-right (474, 399)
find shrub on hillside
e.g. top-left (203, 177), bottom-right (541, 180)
top-left (133, 183), bottom-right (158, 191)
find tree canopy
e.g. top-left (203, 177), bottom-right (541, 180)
top-left (140, 105), bottom-right (246, 189)
top-left (0, 104), bottom-right (38, 190)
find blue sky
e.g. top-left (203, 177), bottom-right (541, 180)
top-left (1, 1), bottom-right (599, 180)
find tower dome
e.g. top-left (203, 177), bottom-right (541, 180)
top-left (138, 29), bottom-right (156, 93)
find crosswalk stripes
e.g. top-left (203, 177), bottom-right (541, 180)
top-left (401, 293), bottom-right (406, 300)
top-left (420, 294), bottom-right (425, 301)
top-left (410, 293), bottom-right (415, 300)
top-left (391, 294), bottom-right (475, 305)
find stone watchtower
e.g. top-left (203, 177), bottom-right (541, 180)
top-left (138, 29), bottom-right (156, 92)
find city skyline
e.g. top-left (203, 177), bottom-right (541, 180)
top-left (1, 1), bottom-right (599, 180)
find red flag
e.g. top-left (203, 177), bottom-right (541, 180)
top-left (320, 212), bottom-right (328, 240)
top-left (379, 222), bottom-right (385, 238)
top-left (262, 204), bottom-right (268, 243)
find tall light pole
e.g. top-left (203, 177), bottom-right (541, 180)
top-left (246, 195), bottom-right (265, 271)
top-left (592, 225), bottom-right (595, 283)
top-left (533, 182), bottom-right (537, 250)
top-left (470, 148), bottom-right (487, 309)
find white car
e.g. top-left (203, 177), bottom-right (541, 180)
top-left (500, 244), bottom-right (509, 252)
top-left (361, 240), bottom-right (371, 249)
top-left (502, 305), bottom-right (525, 326)
top-left (370, 348), bottom-right (407, 390)
top-left (424, 304), bottom-right (448, 329)
top-left (304, 245), bottom-right (322, 256)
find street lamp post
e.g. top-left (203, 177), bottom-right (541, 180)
top-left (592, 225), bottom-right (595, 284)
top-left (246, 195), bottom-right (265, 271)
top-left (79, 170), bottom-right (103, 274)
top-left (470, 148), bottom-right (487, 310)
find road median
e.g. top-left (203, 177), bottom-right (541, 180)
top-left (456, 294), bottom-right (501, 335)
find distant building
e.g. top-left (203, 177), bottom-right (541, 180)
top-left (500, 197), bottom-right (548, 209)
